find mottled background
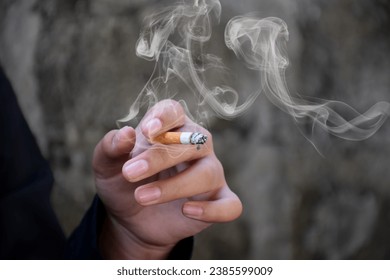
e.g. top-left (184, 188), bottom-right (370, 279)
top-left (1, 0), bottom-right (390, 259)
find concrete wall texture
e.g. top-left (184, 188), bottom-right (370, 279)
top-left (1, 0), bottom-right (390, 259)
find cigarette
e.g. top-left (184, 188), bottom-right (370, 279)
top-left (151, 132), bottom-right (208, 145)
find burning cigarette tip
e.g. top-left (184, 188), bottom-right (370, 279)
top-left (189, 132), bottom-right (208, 145)
top-left (152, 132), bottom-right (208, 145)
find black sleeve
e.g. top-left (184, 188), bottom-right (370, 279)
top-left (167, 236), bottom-right (193, 260)
top-left (64, 196), bottom-right (105, 259)
top-left (0, 67), bottom-right (66, 259)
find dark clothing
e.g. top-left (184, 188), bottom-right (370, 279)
top-left (0, 66), bottom-right (65, 259)
top-left (0, 67), bottom-right (192, 259)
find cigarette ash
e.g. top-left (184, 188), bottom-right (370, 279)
top-left (190, 132), bottom-right (208, 145)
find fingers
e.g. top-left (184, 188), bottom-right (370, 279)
top-left (93, 126), bottom-right (136, 178)
top-left (122, 142), bottom-right (212, 182)
top-left (130, 151), bottom-right (243, 223)
top-left (140, 99), bottom-right (186, 138)
top-left (183, 187), bottom-right (243, 223)
top-left (133, 156), bottom-right (223, 204)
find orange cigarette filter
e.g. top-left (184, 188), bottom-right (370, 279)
top-left (151, 132), bottom-right (207, 145)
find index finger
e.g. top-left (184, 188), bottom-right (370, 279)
top-left (140, 99), bottom-right (186, 139)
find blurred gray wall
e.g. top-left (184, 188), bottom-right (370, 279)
top-left (1, 0), bottom-right (390, 259)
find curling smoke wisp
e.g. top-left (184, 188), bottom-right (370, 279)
top-left (119, 0), bottom-right (390, 141)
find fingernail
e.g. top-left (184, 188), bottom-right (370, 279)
top-left (136, 187), bottom-right (161, 204)
top-left (145, 118), bottom-right (162, 136)
top-left (183, 205), bottom-right (203, 218)
top-left (124, 160), bottom-right (148, 179)
top-left (119, 126), bottom-right (134, 142)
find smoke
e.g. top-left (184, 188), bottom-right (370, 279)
top-left (119, 0), bottom-right (390, 144)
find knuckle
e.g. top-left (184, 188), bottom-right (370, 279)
top-left (158, 99), bottom-right (183, 115)
top-left (137, 145), bottom-right (169, 175)
top-left (144, 99), bottom-right (186, 129)
top-left (169, 100), bottom-right (185, 123)
top-left (145, 146), bottom-right (166, 166)
top-left (162, 100), bottom-right (185, 122)
top-left (161, 99), bottom-right (182, 111)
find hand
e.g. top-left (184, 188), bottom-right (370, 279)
top-left (93, 100), bottom-right (242, 259)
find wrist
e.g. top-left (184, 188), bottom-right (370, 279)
top-left (99, 215), bottom-right (175, 260)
